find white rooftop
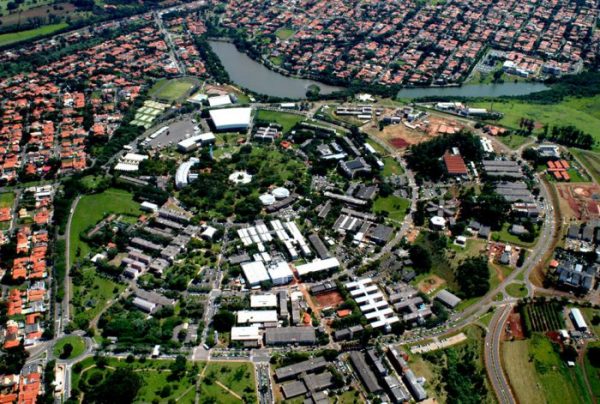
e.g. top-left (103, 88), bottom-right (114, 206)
top-left (296, 257), bottom-right (340, 276)
top-left (209, 107), bottom-right (252, 130)
top-left (208, 94), bottom-right (233, 108)
top-left (250, 294), bottom-right (278, 308)
top-left (241, 261), bottom-right (270, 286)
top-left (237, 310), bottom-right (278, 324)
top-left (231, 326), bottom-right (261, 341)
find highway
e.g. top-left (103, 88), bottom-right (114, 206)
top-left (484, 304), bottom-right (516, 404)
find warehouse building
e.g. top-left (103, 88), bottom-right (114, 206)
top-left (348, 351), bottom-right (383, 394)
top-left (435, 289), bottom-right (462, 309)
top-left (230, 326), bottom-right (262, 347)
top-left (275, 357), bottom-right (328, 381)
top-left (241, 261), bottom-right (270, 287)
top-left (296, 257), bottom-right (340, 278)
top-left (177, 132), bottom-right (216, 153)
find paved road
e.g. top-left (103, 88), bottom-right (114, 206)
top-left (58, 195), bottom-right (81, 336)
top-left (485, 304), bottom-right (516, 404)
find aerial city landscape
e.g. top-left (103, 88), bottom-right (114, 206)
top-left (0, 0), bottom-right (599, 403)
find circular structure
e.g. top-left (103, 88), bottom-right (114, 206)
top-left (228, 170), bottom-right (253, 185)
top-left (430, 216), bottom-right (446, 229)
top-left (272, 187), bottom-right (290, 200)
top-left (259, 193), bottom-right (276, 206)
top-left (53, 335), bottom-right (86, 360)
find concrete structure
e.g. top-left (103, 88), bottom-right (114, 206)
top-left (435, 289), bottom-right (462, 309)
top-left (241, 261), bottom-right (270, 287)
top-left (177, 133), bottom-right (215, 153)
top-left (296, 258), bottom-right (340, 277)
top-left (250, 294), bottom-right (278, 308)
top-left (264, 327), bottom-right (316, 346)
top-left (346, 278), bottom-right (399, 330)
top-left (237, 310), bottom-right (278, 325)
top-left (230, 326), bottom-right (261, 347)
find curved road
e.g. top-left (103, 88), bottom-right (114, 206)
top-left (485, 304), bottom-right (516, 404)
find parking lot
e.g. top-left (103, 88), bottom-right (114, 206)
top-left (143, 118), bottom-right (198, 149)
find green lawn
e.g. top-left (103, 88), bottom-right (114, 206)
top-left (149, 77), bottom-right (199, 102)
top-left (472, 95), bottom-right (600, 149)
top-left (0, 191), bottom-right (14, 208)
top-left (275, 27), bottom-right (295, 40)
top-left (381, 156), bottom-right (404, 177)
top-left (506, 282), bottom-right (528, 298)
top-left (69, 188), bottom-right (141, 267)
top-left (496, 134), bottom-right (531, 150)
top-left (53, 335), bottom-right (86, 359)
top-left (199, 361), bottom-right (256, 403)
top-left (0, 23), bottom-right (69, 47)
top-left (503, 334), bottom-right (591, 404)
top-left (491, 222), bottom-right (536, 248)
top-left (372, 195), bottom-right (410, 222)
top-left (255, 109), bottom-right (305, 134)
top-left (584, 342), bottom-right (600, 400)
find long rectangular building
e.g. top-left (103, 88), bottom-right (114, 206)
top-left (348, 351), bottom-right (382, 394)
top-left (274, 357), bottom-right (328, 381)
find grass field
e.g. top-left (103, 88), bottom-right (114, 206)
top-left (149, 77), bottom-right (199, 102)
top-left (381, 156), bottom-right (404, 176)
top-left (505, 282), bottom-right (528, 298)
top-left (275, 27), bottom-right (295, 40)
top-left (502, 334), bottom-right (591, 404)
top-left (496, 134), bottom-right (531, 150)
top-left (571, 148), bottom-right (600, 184)
top-left (372, 195), bottom-right (410, 222)
top-left (53, 335), bottom-right (86, 359)
top-left (255, 109), bottom-right (305, 134)
top-left (0, 23), bottom-right (68, 47)
top-left (472, 96), bottom-right (600, 149)
top-left (0, 191), bottom-right (14, 208)
top-left (69, 188), bottom-right (141, 267)
top-left (584, 342), bottom-right (600, 400)
top-left (198, 361), bottom-right (256, 403)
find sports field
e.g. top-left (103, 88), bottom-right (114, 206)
top-left (149, 78), bottom-right (199, 102)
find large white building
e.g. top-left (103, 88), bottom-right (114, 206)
top-left (114, 153), bottom-right (148, 172)
top-left (209, 107), bottom-right (252, 131)
top-left (296, 257), bottom-right (340, 277)
top-left (241, 261), bottom-right (270, 287)
top-left (208, 94), bottom-right (233, 108)
top-left (177, 132), bottom-right (216, 152)
top-left (267, 261), bottom-right (294, 285)
top-left (230, 326), bottom-right (261, 346)
top-left (250, 294), bottom-right (278, 308)
top-left (346, 278), bottom-right (399, 331)
top-left (237, 310), bottom-right (278, 325)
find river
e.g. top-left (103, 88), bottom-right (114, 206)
top-left (209, 40), bottom-right (549, 100)
top-left (208, 40), bottom-right (343, 99)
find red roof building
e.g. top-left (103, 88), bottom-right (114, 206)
top-left (443, 151), bottom-right (468, 176)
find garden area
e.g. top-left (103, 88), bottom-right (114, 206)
top-left (518, 300), bottom-right (565, 334)
top-left (198, 361), bottom-right (257, 403)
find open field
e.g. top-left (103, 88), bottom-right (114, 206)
top-left (255, 109), bottom-right (305, 134)
top-left (0, 23), bottom-right (68, 47)
top-left (472, 96), bottom-right (600, 149)
top-left (69, 188), bottom-right (141, 266)
top-left (502, 333), bottom-right (591, 404)
top-left (53, 335), bottom-right (85, 359)
top-left (584, 342), bottom-right (600, 400)
top-left (149, 77), bottom-right (199, 102)
top-left (372, 195), bottom-right (410, 222)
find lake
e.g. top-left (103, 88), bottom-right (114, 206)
top-left (209, 40), bottom-right (550, 100)
top-left (209, 40), bottom-right (344, 99)
top-left (396, 82), bottom-right (549, 99)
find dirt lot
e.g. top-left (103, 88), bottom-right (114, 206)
top-left (505, 310), bottom-right (525, 340)
top-left (313, 291), bottom-right (344, 310)
top-left (418, 274), bottom-right (446, 295)
top-left (555, 183), bottom-right (600, 220)
top-left (364, 114), bottom-right (464, 151)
